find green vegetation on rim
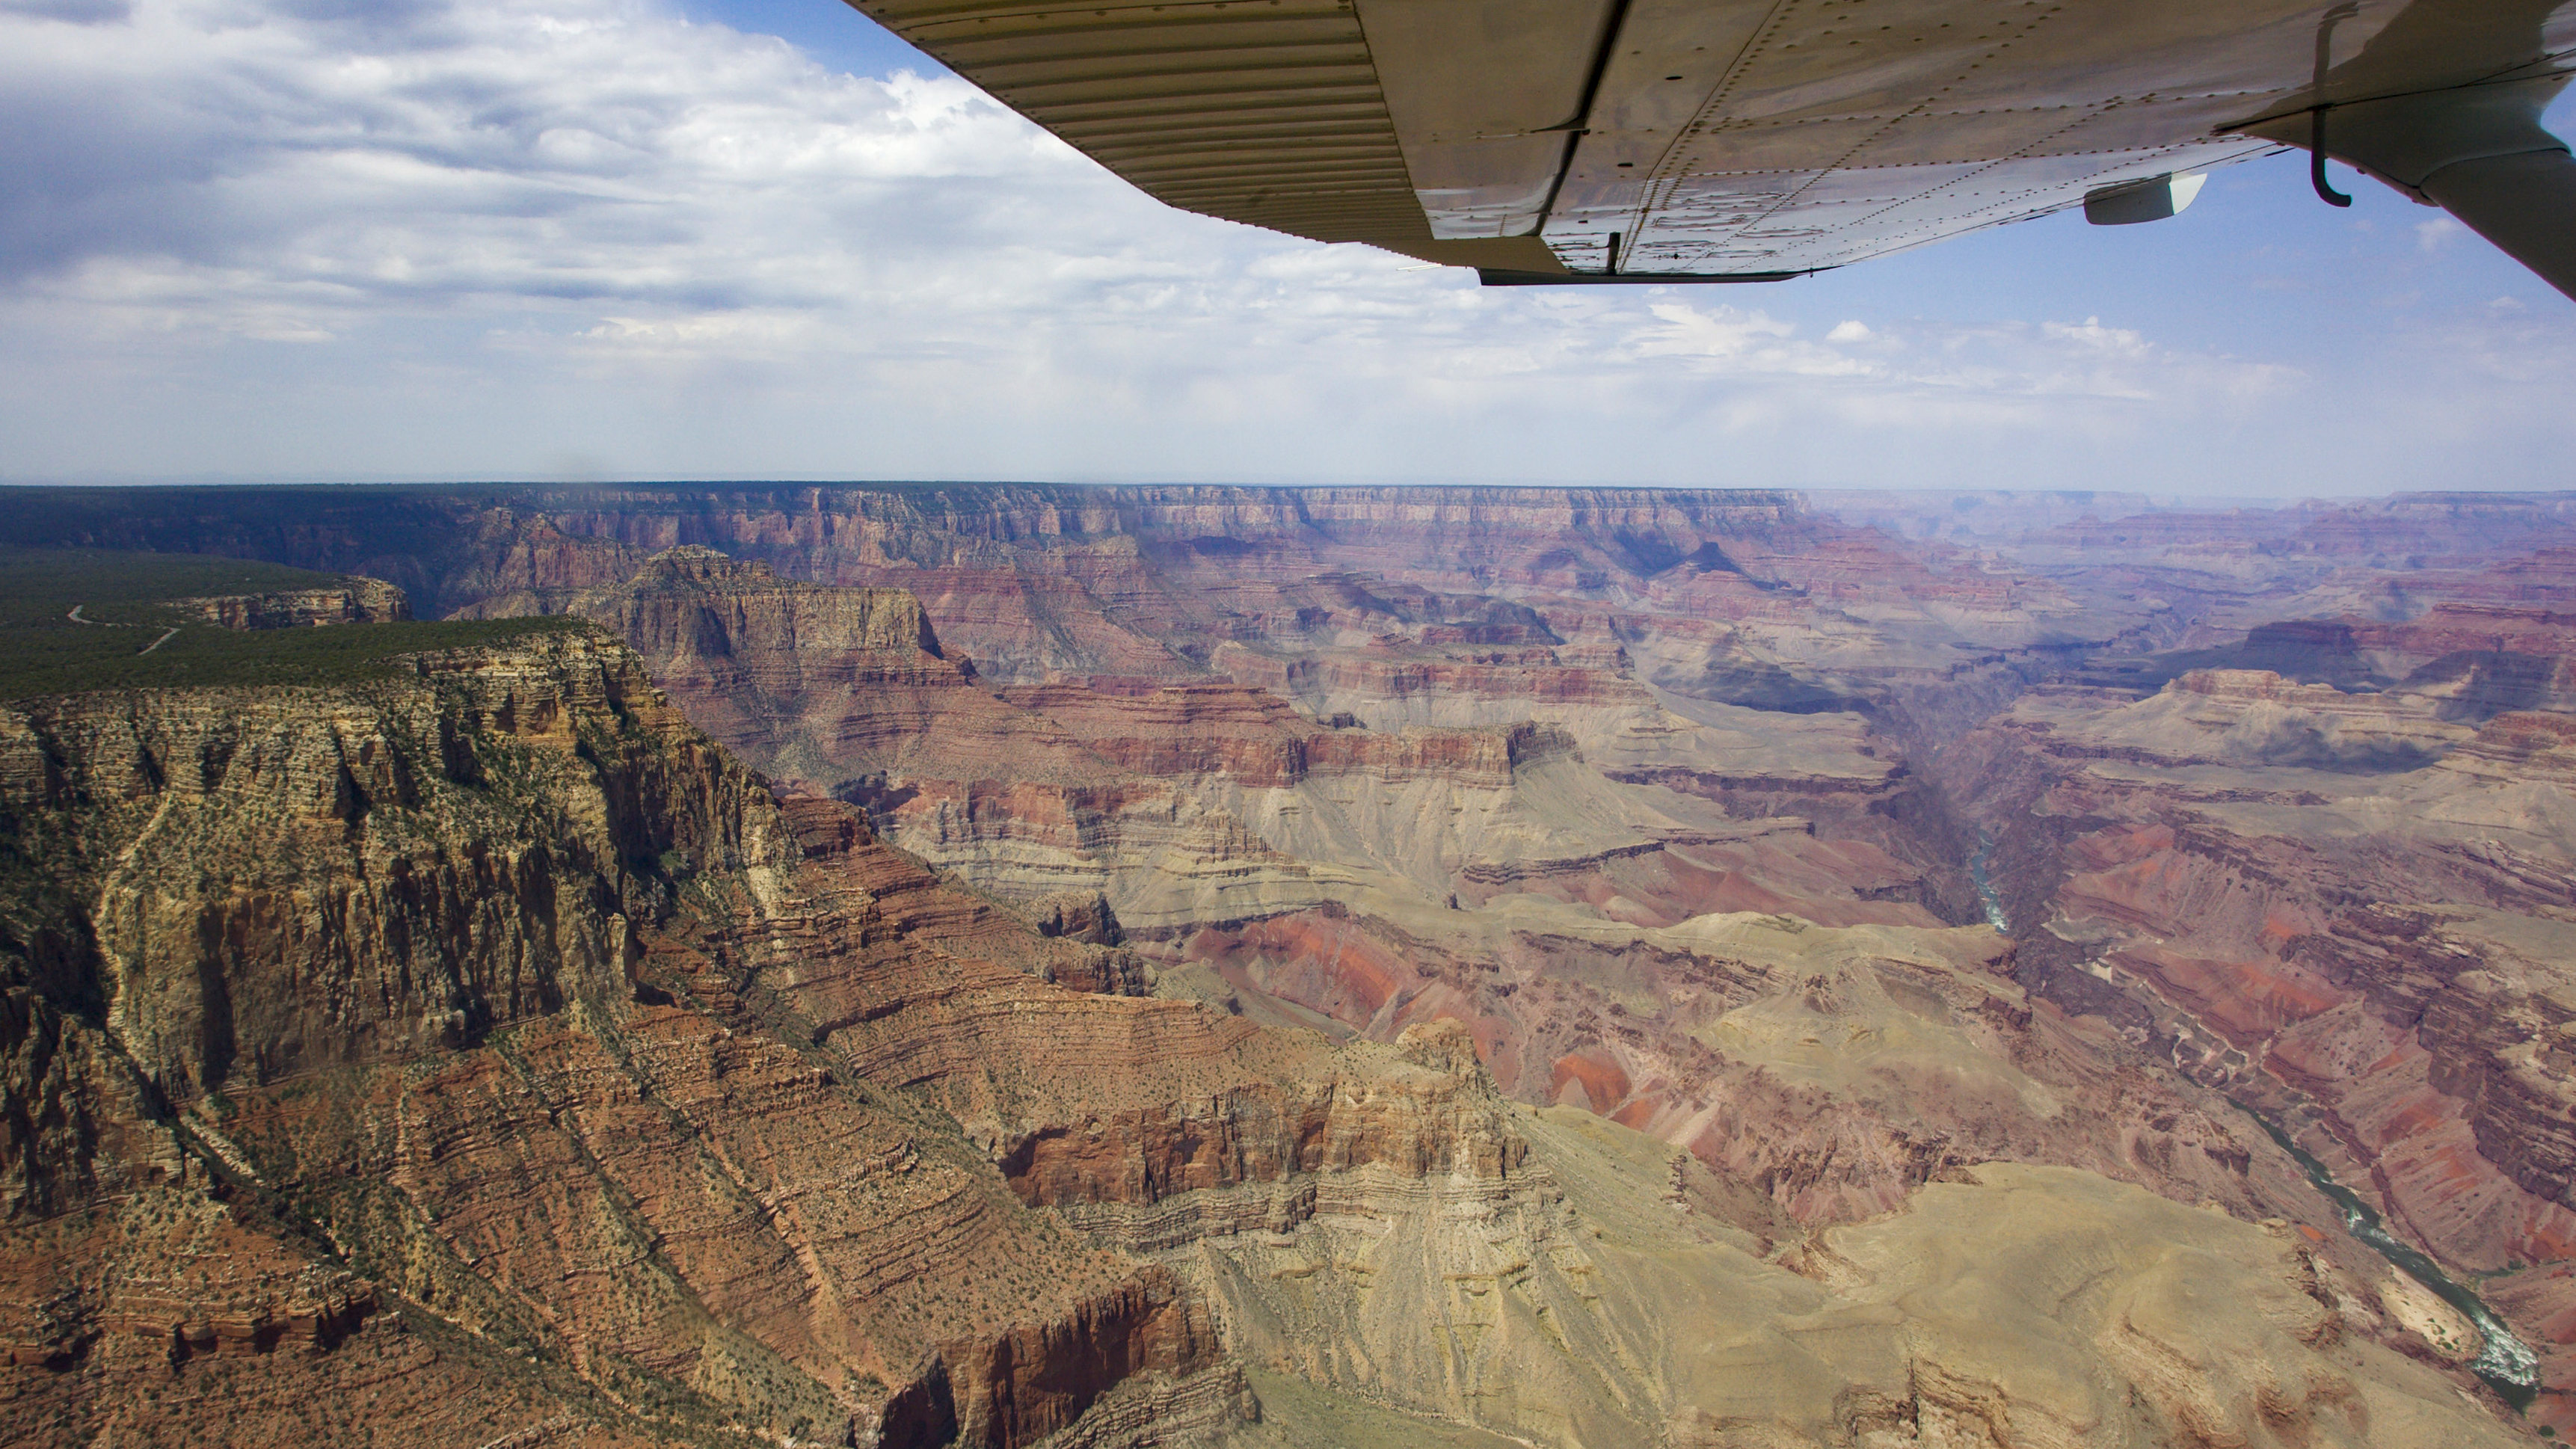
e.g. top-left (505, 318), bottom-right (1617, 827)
top-left (0, 549), bottom-right (583, 700)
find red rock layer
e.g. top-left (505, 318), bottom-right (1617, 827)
top-left (1175, 903), bottom-right (2266, 1232)
top-left (998, 681), bottom-right (1318, 786)
top-left (1001, 677), bottom-right (1575, 790)
top-left (1, 632), bottom-right (1326, 1448)
top-left (1942, 693), bottom-right (2576, 1432)
top-left (469, 546), bottom-right (1116, 793)
top-left (1216, 646), bottom-right (1653, 713)
top-left (705, 797), bottom-right (1529, 1216)
top-left (1458, 829), bottom-right (1937, 930)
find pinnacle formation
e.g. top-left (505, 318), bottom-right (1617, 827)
top-left (3, 484), bottom-right (2573, 1446)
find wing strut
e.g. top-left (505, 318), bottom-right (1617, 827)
top-left (2308, 5), bottom-right (2358, 207)
top-left (2310, 109), bottom-right (2353, 207)
top-left (2253, 72), bottom-right (2576, 303)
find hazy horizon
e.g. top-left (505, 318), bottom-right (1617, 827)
top-left (10, 476), bottom-right (2569, 516)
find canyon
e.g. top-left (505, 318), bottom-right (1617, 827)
top-left (5, 483), bottom-right (2575, 1445)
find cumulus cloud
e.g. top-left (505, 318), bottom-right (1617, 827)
top-left (0, 0), bottom-right (2566, 490)
top-left (1630, 304), bottom-right (1874, 378)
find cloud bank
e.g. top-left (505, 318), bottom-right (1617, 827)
top-left (0, 0), bottom-right (2568, 492)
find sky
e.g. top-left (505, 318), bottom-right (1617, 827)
top-left (0, 0), bottom-right (2570, 496)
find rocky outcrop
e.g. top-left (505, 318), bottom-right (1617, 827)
top-left (993, 1021), bottom-right (1525, 1224)
top-left (472, 545), bottom-right (1107, 794)
top-left (997, 678), bottom-right (1577, 792)
top-left (0, 628), bottom-right (769, 1096)
top-left (171, 576), bottom-right (411, 629)
top-left (2437, 709), bottom-right (2576, 787)
top-left (0, 630), bottom-right (1249, 1448)
top-left (519, 552), bottom-right (1689, 938)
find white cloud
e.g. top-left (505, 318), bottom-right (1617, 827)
top-left (0, 0), bottom-right (2567, 492)
top-left (2041, 316), bottom-right (2148, 356)
top-left (1630, 303), bottom-right (1875, 378)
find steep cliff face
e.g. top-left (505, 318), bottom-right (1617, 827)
top-left (482, 545), bottom-right (1106, 795)
top-left (2, 631), bottom-right (766, 1095)
top-left (0, 630), bottom-right (1242, 1448)
top-left (599, 545), bottom-right (944, 654)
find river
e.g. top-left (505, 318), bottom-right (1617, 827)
top-left (1968, 828), bottom-right (2011, 933)
top-left (1968, 834), bottom-right (2534, 1407)
top-left (2231, 1101), bottom-right (2539, 1409)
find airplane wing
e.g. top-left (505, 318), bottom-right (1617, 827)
top-left (840, 0), bottom-right (2576, 295)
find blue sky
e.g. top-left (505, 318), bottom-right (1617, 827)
top-left (0, 0), bottom-right (2569, 495)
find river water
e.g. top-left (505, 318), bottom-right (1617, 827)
top-left (1965, 831), bottom-right (2533, 1407)
top-left (1968, 828), bottom-right (2011, 933)
top-left (2231, 1101), bottom-right (2539, 1409)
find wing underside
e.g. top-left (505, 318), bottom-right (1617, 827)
top-left (846, 0), bottom-right (2576, 283)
